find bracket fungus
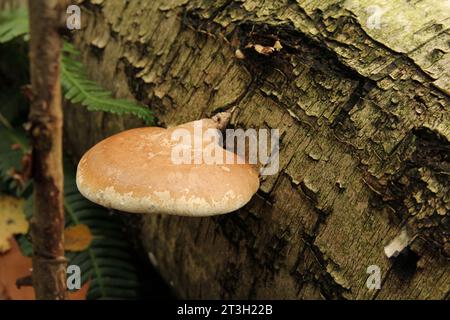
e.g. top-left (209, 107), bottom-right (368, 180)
top-left (76, 111), bottom-right (260, 217)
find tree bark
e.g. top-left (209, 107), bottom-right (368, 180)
top-left (64, 0), bottom-right (449, 299)
top-left (28, 0), bottom-right (67, 300)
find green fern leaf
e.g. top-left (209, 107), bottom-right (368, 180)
top-left (0, 8), bottom-right (28, 43)
top-left (61, 43), bottom-right (154, 125)
top-left (0, 9), bottom-right (154, 125)
top-left (1, 8), bottom-right (149, 299)
top-left (63, 161), bottom-right (142, 299)
top-left (17, 161), bottom-right (143, 299)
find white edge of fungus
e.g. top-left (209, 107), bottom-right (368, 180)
top-left (77, 182), bottom-right (248, 217)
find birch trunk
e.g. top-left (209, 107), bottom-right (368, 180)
top-left (63, 0), bottom-right (449, 299)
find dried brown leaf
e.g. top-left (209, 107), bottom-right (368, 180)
top-left (64, 224), bottom-right (93, 252)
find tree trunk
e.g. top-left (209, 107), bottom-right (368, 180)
top-left (64, 0), bottom-right (449, 299)
top-left (28, 0), bottom-right (67, 300)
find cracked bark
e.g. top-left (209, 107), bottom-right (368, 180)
top-left (62, 0), bottom-right (449, 299)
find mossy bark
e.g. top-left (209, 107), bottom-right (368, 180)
top-left (63, 0), bottom-right (449, 299)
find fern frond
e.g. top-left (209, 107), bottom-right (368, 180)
top-left (0, 8), bottom-right (28, 43)
top-left (0, 9), bottom-right (154, 125)
top-left (61, 43), bottom-right (154, 125)
top-left (17, 162), bottom-right (144, 299)
top-left (63, 162), bottom-right (142, 299)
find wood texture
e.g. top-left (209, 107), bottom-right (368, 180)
top-left (63, 0), bottom-right (449, 299)
top-left (28, 0), bottom-right (67, 300)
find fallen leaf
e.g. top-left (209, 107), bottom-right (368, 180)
top-left (0, 238), bottom-right (34, 300)
top-left (0, 238), bottom-right (89, 300)
top-left (0, 195), bottom-right (28, 253)
top-left (69, 281), bottom-right (90, 300)
top-left (64, 224), bottom-right (93, 252)
top-left (0, 283), bottom-right (11, 300)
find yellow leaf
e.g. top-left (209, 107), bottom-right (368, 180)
top-left (0, 195), bottom-right (28, 253)
top-left (64, 224), bottom-right (93, 252)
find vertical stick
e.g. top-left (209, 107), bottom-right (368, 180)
top-left (28, 0), bottom-right (67, 300)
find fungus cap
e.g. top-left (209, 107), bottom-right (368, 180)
top-left (76, 121), bottom-right (259, 216)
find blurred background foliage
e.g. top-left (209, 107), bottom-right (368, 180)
top-left (0, 7), bottom-right (169, 300)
